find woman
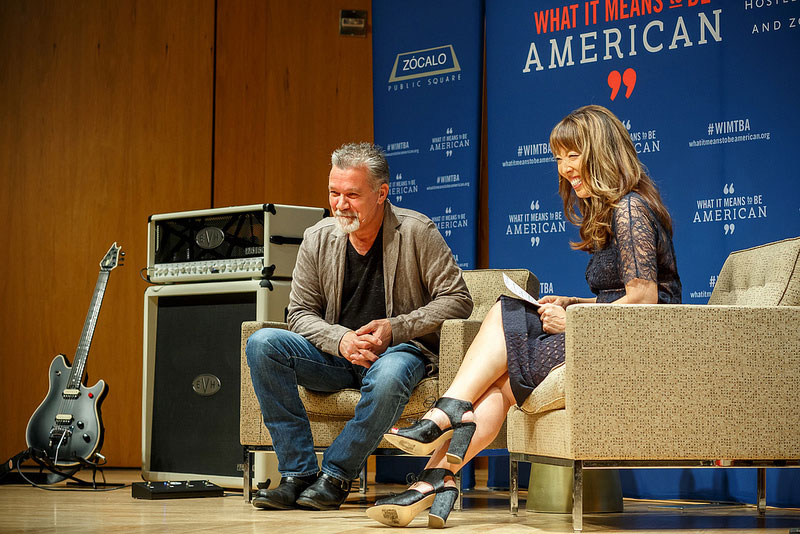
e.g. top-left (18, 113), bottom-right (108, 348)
top-left (365, 105), bottom-right (681, 528)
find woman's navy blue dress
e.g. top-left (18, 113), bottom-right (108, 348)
top-left (502, 192), bottom-right (682, 406)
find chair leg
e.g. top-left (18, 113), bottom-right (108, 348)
top-left (757, 467), bottom-right (766, 515)
top-left (510, 456), bottom-right (519, 515)
top-left (572, 460), bottom-right (583, 533)
top-left (359, 464), bottom-right (368, 495)
top-left (242, 448), bottom-right (252, 503)
top-left (454, 470), bottom-right (463, 511)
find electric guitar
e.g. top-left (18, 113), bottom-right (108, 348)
top-left (25, 243), bottom-right (124, 466)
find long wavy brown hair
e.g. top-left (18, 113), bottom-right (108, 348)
top-left (549, 105), bottom-right (673, 252)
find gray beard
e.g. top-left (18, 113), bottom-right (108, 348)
top-left (335, 214), bottom-right (360, 234)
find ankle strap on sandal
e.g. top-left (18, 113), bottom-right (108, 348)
top-left (433, 397), bottom-right (474, 426)
top-left (417, 468), bottom-right (456, 491)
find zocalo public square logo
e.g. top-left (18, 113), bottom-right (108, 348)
top-left (389, 44), bottom-right (461, 83)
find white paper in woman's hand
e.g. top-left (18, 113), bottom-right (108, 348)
top-left (503, 273), bottom-right (540, 308)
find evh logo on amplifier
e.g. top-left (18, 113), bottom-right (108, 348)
top-left (196, 227), bottom-right (225, 250)
top-left (192, 374), bottom-right (221, 396)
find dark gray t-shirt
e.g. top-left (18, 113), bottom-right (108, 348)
top-left (339, 230), bottom-right (387, 331)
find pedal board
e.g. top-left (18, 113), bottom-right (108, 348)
top-left (132, 480), bottom-right (223, 500)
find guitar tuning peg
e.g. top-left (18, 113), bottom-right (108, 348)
top-left (120, 251), bottom-right (126, 257)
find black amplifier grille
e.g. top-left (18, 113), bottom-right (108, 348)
top-left (154, 212), bottom-right (265, 264)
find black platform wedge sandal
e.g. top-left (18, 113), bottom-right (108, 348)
top-left (383, 397), bottom-right (476, 464)
top-left (366, 468), bottom-right (458, 528)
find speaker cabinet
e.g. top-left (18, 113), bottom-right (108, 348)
top-left (141, 280), bottom-right (286, 487)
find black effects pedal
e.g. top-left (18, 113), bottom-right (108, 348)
top-left (131, 480), bottom-right (223, 500)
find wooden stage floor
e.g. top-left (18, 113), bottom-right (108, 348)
top-left (1, 468), bottom-right (799, 533)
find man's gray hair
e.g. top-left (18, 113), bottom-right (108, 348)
top-left (331, 142), bottom-right (390, 190)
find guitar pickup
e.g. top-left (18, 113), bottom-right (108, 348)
top-left (62, 389), bottom-right (80, 399)
top-left (55, 414), bottom-right (74, 424)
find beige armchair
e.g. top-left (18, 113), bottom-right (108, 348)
top-left (507, 236), bottom-right (800, 532)
top-left (239, 268), bottom-right (539, 500)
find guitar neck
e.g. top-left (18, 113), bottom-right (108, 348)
top-left (68, 269), bottom-right (110, 389)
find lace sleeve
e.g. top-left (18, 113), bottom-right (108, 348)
top-left (614, 194), bottom-right (658, 284)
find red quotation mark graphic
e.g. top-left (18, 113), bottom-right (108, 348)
top-left (608, 68), bottom-right (637, 100)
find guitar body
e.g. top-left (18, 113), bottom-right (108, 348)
top-left (26, 354), bottom-right (108, 467)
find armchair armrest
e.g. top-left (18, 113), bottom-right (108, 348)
top-left (438, 319), bottom-right (482, 393)
top-left (240, 321), bottom-right (288, 445)
top-left (242, 320), bottom-right (287, 341)
top-left (563, 304), bottom-right (800, 460)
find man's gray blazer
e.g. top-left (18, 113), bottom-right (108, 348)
top-left (287, 201), bottom-right (473, 370)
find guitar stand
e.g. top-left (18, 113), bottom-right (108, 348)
top-left (1, 448), bottom-right (122, 489)
top-left (65, 457), bottom-right (124, 489)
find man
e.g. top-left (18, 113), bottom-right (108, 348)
top-left (245, 142), bottom-right (473, 511)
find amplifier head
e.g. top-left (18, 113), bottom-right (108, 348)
top-left (147, 204), bottom-right (326, 283)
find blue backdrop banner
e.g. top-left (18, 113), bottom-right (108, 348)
top-left (486, 0), bottom-right (800, 506)
top-left (372, 0), bottom-right (484, 269)
top-left (486, 0), bottom-right (800, 301)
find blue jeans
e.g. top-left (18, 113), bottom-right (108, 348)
top-left (245, 328), bottom-right (427, 482)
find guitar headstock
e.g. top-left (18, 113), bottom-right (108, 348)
top-left (100, 242), bottom-right (125, 271)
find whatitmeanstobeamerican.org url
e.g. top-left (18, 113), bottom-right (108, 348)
top-left (688, 132), bottom-right (771, 148)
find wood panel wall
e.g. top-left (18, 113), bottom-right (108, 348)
top-left (213, 0), bottom-right (374, 210)
top-left (0, 0), bottom-right (215, 467)
top-left (0, 0), bottom-right (471, 469)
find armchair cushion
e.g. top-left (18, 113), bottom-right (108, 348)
top-left (518, 363), bottom-right (565, 415)
top-left (300, 378), bottom-right (438, 418)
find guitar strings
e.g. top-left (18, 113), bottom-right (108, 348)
top-left (51, 270), bottom-right (109, 466)
top-left (53, 431), bottom-right (67, 467)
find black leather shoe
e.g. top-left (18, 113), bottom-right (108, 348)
top-left (252, 474), bottom-right (319, 510)
top-left (295, 473), bottom-right (352, 510)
